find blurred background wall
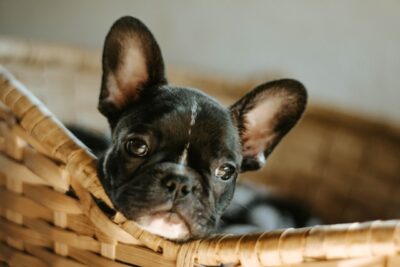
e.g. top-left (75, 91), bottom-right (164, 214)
top-left (0, 0), bottom-right (399, 124)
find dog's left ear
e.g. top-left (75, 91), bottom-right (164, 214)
top-left (230, 79), bottom-right (307, 172)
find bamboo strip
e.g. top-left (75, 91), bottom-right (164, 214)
top-left (23, 217), bottom-right (100, 252)
top-left (0, 154), bottom-right (47, 185)
top-left (25, 244), bottom-right (86, 267)
top-left (67, 214), bottom-right (96, 237)
top-left (23, 184), bottom-right (82, 214)
top-left (0, 106), bottom-right (15, 126)
top-left (11, 123), bottom-right (53, 159)
top-left (0, 188), bottom-right (53, 220)
top-left (0, 137), bottom-right (4, 153)
top-left (69, 178), bottom-right (140, 246)
top-left (52, 176), bottom-right (71, 257)
top-left (23, 146), bottom-right (69, 191)
top-left (5, 176), bottom-right (24, 251)
top-left (53, 210), bottom-right (69, 256)
top-left (68, 247), bottom-right (130, 267)
top-left (0, 242), bottom-right (47, 267)
top-left (116, 243), bottom-right (176, 267)
top-left (65, 148), bottom-right (112, 206)
top-left (0, 217), bottom-right (52, 248)
top-left (120, 219), bottom-right (180, 258)
top-left (1, 124), bottom-right (24, 161)
top-left (95, 228), bottom-right (117, 260)
top-left (0, 173), bottom-right (5, 187)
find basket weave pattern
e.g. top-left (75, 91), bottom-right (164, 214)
top-left (0, 37), bottom-right (400, 267)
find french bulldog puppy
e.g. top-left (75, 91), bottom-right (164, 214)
top-left (96, 16), bottom-right (307, 241)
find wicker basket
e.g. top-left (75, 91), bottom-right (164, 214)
top-left (0, 37), bottom-right (400, 267)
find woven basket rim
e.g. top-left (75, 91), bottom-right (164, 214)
top-left (2, 66), bottom-right (400, 266)
top-left (1, 37), bottom-right (400, 266)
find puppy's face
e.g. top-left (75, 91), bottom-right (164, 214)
top-left (101, 88), bottom-right (242, 240)
top-left (98, 16), bottom-right (307, 241)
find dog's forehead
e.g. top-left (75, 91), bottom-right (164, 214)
top-left (157, 87), bottom-right (242, 160)
top-left (156, 87), bottom-right (235, 133)
top-left (133, 86), bottom-right (233, 128)
top-left (115, 86), bottom-right (241, 158)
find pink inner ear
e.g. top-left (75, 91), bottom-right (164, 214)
top-left (241, 95), bottom-right (284, 158)
top-left (105, 42), bottom-right (149, 109)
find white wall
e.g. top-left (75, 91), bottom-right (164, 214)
top-left (0, 0), bottom-right (399, 124)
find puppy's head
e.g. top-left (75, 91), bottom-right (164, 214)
top-left (98, 16), bottom-right (307, 241)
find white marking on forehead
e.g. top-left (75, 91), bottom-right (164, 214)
top-left (178, 100), bottom-right (199, 165)
top-left (189, 101), bottom-right (199, 127)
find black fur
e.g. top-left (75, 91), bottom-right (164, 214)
top-left (98, 88), bottom-right (242, 238)
top-left (91, 16), bottom-right (308, 241)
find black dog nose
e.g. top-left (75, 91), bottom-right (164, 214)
top-left (162, 175), bottom-right (194, 199)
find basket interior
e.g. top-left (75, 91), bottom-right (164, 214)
top-left (1, 37), bottom-right (399, 226)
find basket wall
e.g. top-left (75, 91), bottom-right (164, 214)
top-left (1, 37), bottom-right (399, 224)
top-left (1, 37), bottom-right (400, 267)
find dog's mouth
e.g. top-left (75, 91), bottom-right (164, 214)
top-left (136, 211), bottom-right (190, 241)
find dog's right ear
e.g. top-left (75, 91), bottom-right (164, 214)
top-left (99, 16), bottom-right (167, 122)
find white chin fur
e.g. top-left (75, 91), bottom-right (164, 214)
top-left (137, 212), bottom-right (190, 240)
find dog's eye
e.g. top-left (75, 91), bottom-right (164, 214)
top-left (125, 138), bottom-right (149, 157)
top-left (215, 163), bottom-right (237, 181)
